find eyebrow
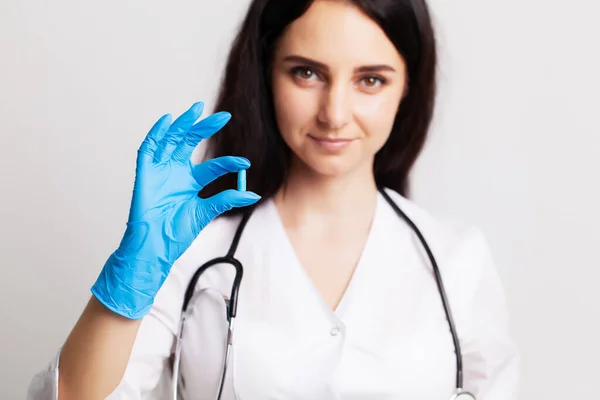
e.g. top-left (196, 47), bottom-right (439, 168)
top-left (282, 55), bottom-right (396, 73)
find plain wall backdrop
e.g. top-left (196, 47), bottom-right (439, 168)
top-left (1, 0), bottom-right (599, 398)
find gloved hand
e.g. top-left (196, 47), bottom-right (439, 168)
top-left (91, 102), bottom-right (260, 320)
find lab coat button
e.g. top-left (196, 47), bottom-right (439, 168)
top-left (330, 326), bottom-right (341, 336)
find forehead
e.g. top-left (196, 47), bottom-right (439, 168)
top-left (275, 0), bottom-right (403, 69)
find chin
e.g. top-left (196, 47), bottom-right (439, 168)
top-left (301, 152), bottom-right (365, 179)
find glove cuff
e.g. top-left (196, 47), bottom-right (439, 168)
top-left (90, 252), bottom-right (166, 320)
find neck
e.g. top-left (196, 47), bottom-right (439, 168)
top-left (274, 158), bottom-right (378, 227)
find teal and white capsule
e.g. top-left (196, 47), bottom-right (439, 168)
top-left (237, 169), bottom-right (247, 191)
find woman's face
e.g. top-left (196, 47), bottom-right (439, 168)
top-left (271, 0), bottom-right (407, 179)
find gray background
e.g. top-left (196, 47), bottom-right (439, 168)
top-left (1, 0), bottom-right (598, 398)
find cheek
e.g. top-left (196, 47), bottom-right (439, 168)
top-left (272, 78), bottom-right (317, 143)
top-left (355, 90), bottom-right (402, 148)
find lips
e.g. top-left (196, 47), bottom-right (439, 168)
top-left (309, 134), bottom-right (354, 142)
top-left (309, 135), bottom-right (355, 152)
top-left (311, 137), bottom-right (352, 142)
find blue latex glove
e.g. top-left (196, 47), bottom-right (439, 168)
top-left (91, 102), bottom-right (260, 320)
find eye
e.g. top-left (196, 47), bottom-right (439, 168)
top-left (291, 67), bottom-right (318, 81)
top-left (360, 75), bottom-right (386, 89)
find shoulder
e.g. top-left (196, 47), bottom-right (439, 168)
top-left (380, 187), bottom-right (495, 283)
top-left (380, 189), bottom-right (508, 332)
top-left (381, 188), bottom-right (487, 245)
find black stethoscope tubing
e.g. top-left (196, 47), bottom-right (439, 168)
top-left (178, 186), bottom-right (467, 397)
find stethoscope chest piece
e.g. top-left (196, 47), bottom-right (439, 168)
top-left (450, 389), bottom-right (476, 400)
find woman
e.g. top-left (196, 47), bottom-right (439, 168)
top-left (28, 0), bottom-right (519, 399)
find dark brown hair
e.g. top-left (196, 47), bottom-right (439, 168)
top-left (201, 0), bottom-right (437, 214)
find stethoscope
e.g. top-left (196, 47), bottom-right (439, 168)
top-left (172, 187), bottom-right (476, 400)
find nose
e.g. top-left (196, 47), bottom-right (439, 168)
top-left (317, 83), bottom-right (352, 131)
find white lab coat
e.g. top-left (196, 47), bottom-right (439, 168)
top-left (28, 188), bottom-right (519, 399)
